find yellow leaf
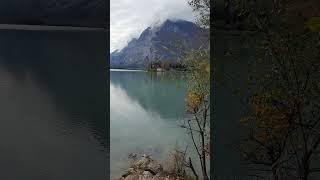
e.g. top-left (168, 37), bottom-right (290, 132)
top-left (205, 63), bottom-right (210, 73)
top-left (306, 17), bottom-right (320, 32)
top-left (185, 92), bottom-right (203, 112)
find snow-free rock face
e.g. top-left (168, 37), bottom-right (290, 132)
top-left (110, 19), bottom-right (209, 69)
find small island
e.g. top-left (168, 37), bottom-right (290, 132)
top-left (145, 61), bottom-right (187, 72)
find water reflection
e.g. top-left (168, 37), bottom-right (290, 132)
top-left (110, 70), bottom-right (189, 178)
top-left (0, 30), bottom-right (107, 179)
top-left (111, 70), bottom-right (187, 118)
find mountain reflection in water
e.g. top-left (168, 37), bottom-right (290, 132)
top-left (110, 70), bottom-right (191, 178)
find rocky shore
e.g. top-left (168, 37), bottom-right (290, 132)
top-left (118, 154), bottom-right (185, 180)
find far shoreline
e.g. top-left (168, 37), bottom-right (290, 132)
top-left (110, 68), bottom-right (145, 72)
top-left (110, 68), bottom-right (189, 73)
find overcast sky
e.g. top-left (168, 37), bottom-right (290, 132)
top-left (110, 0), bottom-right (196, 52)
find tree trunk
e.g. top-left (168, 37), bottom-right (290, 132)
top-left (189, 158), bottom-right (199, 180)
top-left (272, 168), bottom-right (278, 180)
top-left (302, 162), bottom-right (309, 180)
top-left (201, 132), bottom-right (209, 180)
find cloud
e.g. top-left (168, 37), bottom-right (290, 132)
top-left (110, 0), bottom-right (195, 52)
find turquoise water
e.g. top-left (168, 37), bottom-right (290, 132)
top-left (110, 70), bottom-right (192, 178)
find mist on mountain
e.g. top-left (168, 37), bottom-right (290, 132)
top-left (110, 19), bottom-right (209, 69)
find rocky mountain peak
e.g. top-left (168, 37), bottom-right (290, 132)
top-left (110, 19), bottom-right (209, 69)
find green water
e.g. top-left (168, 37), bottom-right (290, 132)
top-left (110, 69), bottom-right (192, 178)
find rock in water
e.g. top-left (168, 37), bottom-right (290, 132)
top-left (119, 154), bottom-right (164, 180)
top-left (119, 154), bottom-right (187, 180)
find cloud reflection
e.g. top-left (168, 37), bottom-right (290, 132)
top-left (110, 82), bottom-right (188, 177)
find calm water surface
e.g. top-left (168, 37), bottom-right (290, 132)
top-left (0, 30), bottom-right (107, 180)
top-left (110, 70), bottom-right (192, 178)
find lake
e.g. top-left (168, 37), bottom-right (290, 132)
top-left (110, 69), bottom-right (194, 178)
top-left (0, 29), bottom-right (207, 179)
top-left (0, 30), bottom-right (108, 180)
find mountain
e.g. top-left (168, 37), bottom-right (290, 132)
top-left (110, 19), bottom-right (209, 69)
top-left (0, 0), bottom-right (106, 27)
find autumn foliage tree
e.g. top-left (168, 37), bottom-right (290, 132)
top-left (180, 47), bottom-right (210, 180)
top-left (237, 0), bottom-right (320, 179)
top-left (177, 0), bottom-right (211, 179)
top-left (188, 0), bottom-right (211, 28)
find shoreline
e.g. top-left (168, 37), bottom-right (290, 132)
top-left (110, 68), bottom-right (189, 73)
top-left (110, 68), bottom-right (145, 72)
